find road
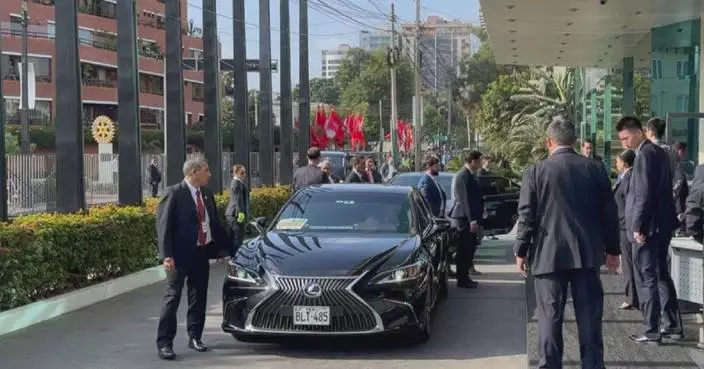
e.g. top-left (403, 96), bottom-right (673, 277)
top-left (0, 238), bottom-right (527, 369)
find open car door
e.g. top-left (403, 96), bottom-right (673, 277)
top-left (479, 176), bottom-right (520, 235)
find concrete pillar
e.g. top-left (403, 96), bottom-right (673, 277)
top-left (622, 57), bottom-right (635, 116)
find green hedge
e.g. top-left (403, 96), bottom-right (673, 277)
top-left (0, 185), bottom-right (291, 312)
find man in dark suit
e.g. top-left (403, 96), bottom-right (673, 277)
top-left (345, 156), bottom-right (367, 183)
top-left (616, 116), bottom-right (683, 344)
top-left (364, 156), bottom-right (383, 183)
top-left (225, 164), bottom-right (250, 256)
top-left (515, 118), bottom-right (620, 369)
top-left (418, 155), bottom-right (446, 217)
top-left (147, 158), bottom-right (162, 198)
top-left (292, 147), bottom-right (329, 190)
top-left (448, 150), bottom-right (484, 288)
top-left (155, 157), bottom-right (227, 360)
top-left (614, 149), bottom-right (638, 310)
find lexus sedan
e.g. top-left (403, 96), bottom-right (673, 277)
top-left (222, 184), bottom-right (451, 343)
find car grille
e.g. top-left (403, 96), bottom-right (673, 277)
top-left (249, 276), bottom-right (380, 333)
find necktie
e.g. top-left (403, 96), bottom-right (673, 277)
top-left (367, 171), bottom-right (373, 183)
top-left (195, 190), bottom-right (207, 246)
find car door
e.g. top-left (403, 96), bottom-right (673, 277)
top-left (413, 192), bottom-right (445, 278)
top-left (479, 176), bottom-right (520, 235)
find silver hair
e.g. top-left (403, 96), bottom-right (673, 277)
top-left (318, 158), bottom-right (332, 169)
top-left (546, 118), bottom-right (577, 145)
top-left (182, 156), bottom-right (208, 177)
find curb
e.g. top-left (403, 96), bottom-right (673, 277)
top-left (0, 265), bottom-right (166, 337)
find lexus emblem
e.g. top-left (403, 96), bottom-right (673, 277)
top-left (304, 283), bottom-right (322, 298)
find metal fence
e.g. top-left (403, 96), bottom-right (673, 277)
top-left (5, 152), bottom-right (296, 217)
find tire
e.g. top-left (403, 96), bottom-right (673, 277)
top-left (410, 282), bottom-right (434, 344)
top-left (438, 262), bottom-right (449, 301)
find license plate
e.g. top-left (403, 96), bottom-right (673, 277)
top-left (293, 306), bottom-right (330, 326)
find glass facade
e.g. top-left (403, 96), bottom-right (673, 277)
top-left (650, 19), bottom-right (701, 162)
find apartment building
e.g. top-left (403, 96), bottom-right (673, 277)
top-left (359, 29), bottom-right (392, 51)
top-left (321, 44), bottom-right (351, 79)
top-left (402, 16), bottom-right (480, 91)
top-left (0, 0), bottom-right (205, 129)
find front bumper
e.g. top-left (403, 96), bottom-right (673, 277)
top-left (221, 273), bottom-right (425, 338)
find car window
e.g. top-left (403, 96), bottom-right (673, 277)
top-left (478, 176), bottom-right (512, 195)
top-left (413, 193), bottom-right (432, 231)
top-left (274, 191), bottom-right (413, 234)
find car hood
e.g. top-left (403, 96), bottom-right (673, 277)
top-left (246, 231), bottom-right (418, 277)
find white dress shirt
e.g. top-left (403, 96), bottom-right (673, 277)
top-left (185, 180), bottom-right (212, 246)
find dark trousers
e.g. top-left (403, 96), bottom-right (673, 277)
top-left (632, 232), bottom-right (682, 337)
top-left (619, 230), bottom-right (638, 307)
top-left (230, 222), bottom-right (246, 257)
top-left (156, 247), bottom-right (210, 347)
top-left (452, 217), bottom-right (478, 283)
top-left (534, 268), bottom-right (604, 369)
top-left (151, 182), bottom-right (159, 197)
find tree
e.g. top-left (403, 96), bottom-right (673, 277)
top-left (5, 132), bottom-right (19, 154)
top-left (335, 48), bottom-right (414, 139)
top-left (292, 77), bottom-right (341, 106)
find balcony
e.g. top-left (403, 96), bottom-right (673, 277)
top-left (78, 1), bottom-right (117, 20)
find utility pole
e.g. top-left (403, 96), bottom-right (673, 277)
top-left (378, 100), bottom-right (383, 152)
top-left (0, 33), bottom-right (7, 220)
top-left (298, 0), bottom-right (311, 166)
top-left (447, 30), bottom-right (453, 149)
top-left (232, 0), bottom-right (250, 188)
top-left (388, 2), bottom-right (399, 165)
top-left (20, 0), bottom-right (30, 153)
top-left (413, 0), bottom-right (422, 171)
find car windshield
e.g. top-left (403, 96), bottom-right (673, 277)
top-left (391, 174), bottom-right (453, 196)
top-left (273, 191), bottom-right (413, 234)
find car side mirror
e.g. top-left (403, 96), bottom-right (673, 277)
top-left (249, 216), bottom-right (267, 235)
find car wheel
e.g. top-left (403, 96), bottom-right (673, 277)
top-left (438, 261), bottom-right (449, 300)
top-left (410, 283), bottom-right (433, 344)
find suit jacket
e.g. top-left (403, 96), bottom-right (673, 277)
top-left (418, 173), bottom-right (447, 217)
top-left (448, 167), bottom-right (482, 224)
top-left (147, 164), bottom-right (162, 184)
top-left (625, 140), bottom-right (679, 240)
top-left (156, 181), bottom-right (228, 265)
top-left (225, 177), bottom-right (250, 226)
top-left (344, 171), bottom-right (366, 183)
top-left (614, 169), bottom-right (632, 231)
top-left (658, 142), bottom-right (689, 214)
top-left (365, 170), bottom-right (383, 184)
top-left (685, 165), bottom-right (704, 242)
top-left (292, 165), bottom-right (329, 190)
top-left (514, 148), bottom-right (620, 276)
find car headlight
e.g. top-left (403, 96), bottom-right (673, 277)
top-left (372, 261), bottom-right (425, 284)
top-left (227, 260), bottom-right (264, 285)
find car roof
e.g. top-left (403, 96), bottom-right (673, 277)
top-left (320, 151), bottom-right (348, 157)
top-left (301, 183), bottom-right (413, 195)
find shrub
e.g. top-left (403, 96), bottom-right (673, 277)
top-left (0, 184), bottom-right (291, 312)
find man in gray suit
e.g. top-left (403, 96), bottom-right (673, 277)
top-left (617, 116), bottom-right (683, 344)
top-left (515, 119), bottom-right (620, 369)
top-left (292, 147), bottom-right (329, 191)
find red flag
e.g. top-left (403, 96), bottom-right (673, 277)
top-left (310, 105), bottom-right (328, 148)
top-left (326, 108), bottom-right (345, 147)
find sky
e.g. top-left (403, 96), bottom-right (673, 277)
top-left (186, 0), bottom-right (481, 91)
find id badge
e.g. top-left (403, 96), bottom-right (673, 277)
top-left (201, 221), bottom-right (208, 234)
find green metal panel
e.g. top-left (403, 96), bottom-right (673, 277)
top-left (590, 89), bottom-right (597, 145)
top-left (622, 57), bottom-right (634, 116)
top-left (603, 75), bottom-right (612, 170)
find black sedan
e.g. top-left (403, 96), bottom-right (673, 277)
top-left (222, 184), bottom-right (451, 343)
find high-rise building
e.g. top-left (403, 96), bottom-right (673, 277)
top-left (359, 29), bottom-right (392, 51)
top-left (402, 16), bottom-right (480, 91)
top-left (0, 0), bottom-right (205, 129)
top-left (321, 44), bottom-right (351, 79)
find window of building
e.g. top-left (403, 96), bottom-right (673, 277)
top-left (1, 54), bottom-right (52, 82)
top-left (676, 60), bottom-right (690, 80)
top-left (81, 62), bottom-right (117, 87)
top-left (139, 73), bottom-right (164, 95)
top-left (186, 113), bottom-right (193, 126)
top-left (651, 59), bottom-right (662, 80)
top-left (47, 23), bottom-right (55, 38)
top-left (189, 49), bottom-right (203, 60)
top-left (4, 99), bottom-right (52, 125)
top-left (8, 15), bottom-right (22, 36)
top-left (192, 82), bottom-right (204, 101)
top-left (676, 95), bottom-right (689, 112)
top-left (139, 107), bottom-right (164, 128)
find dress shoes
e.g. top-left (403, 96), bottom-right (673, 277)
top-left (628, 334), bottom-right (661, 344)
top-left (188, 338), bottom-right (209, 352)
top-left (158, 345), bottom-right (176, 360)
top-left (661, 329), bottom-right (684, 340)
top-left (457, 279), bottom-right (479, 289)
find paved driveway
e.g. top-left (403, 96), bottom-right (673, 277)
top-left (0, 239), bottom-right (527, 369)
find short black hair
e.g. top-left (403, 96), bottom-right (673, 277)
top-left (424, 155), bottom-right (440, 169)
top-left (675, 141), bottom-right (688, 151)
top-left (618, 149), bottom-right (635, 167)
top-left (645, 117), bottom-right (666, 139)
top-left (615, 116), bottom-right (643, 132)
top-left (306, 147), bottom-right (321, 160)
top-left (352, 156), bottom-right (365, 166)
top-left (582, 138), bottom-right (594, 145)
top-left (464, 150), bottom-right (483, 164)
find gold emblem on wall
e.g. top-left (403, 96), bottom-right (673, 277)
top-left (91, 115), bottom-right (116, 144)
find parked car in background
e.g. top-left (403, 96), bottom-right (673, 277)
top-left (388, 172), bottom-right (520, 235)
top-left (320, 151), bottom-right (350, 180)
